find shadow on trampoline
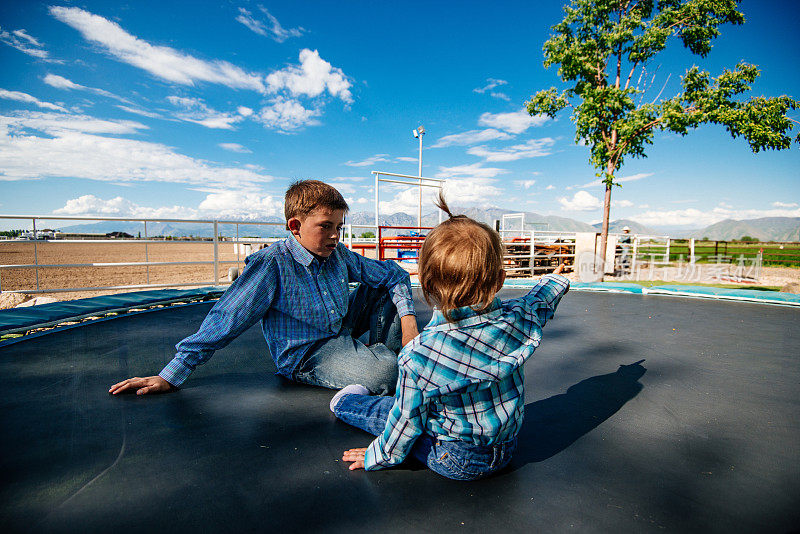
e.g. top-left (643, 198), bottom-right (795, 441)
top-left (511, 360), bottom-right (646, 468)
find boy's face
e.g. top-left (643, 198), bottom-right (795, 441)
top-left (288, 208), bottom-right (345, 259)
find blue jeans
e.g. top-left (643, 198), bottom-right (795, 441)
top-left (293, 284), bottom-right (402, 395)
top-left (334, 394), bottom-right (517, 481)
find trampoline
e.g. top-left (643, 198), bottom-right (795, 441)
top-left (1, 287), bottom-right (799, 533)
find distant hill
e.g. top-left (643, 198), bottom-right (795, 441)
top-left (592, 219), bottom-right (659, 235)
top-left (689, 217), bottom-right (800, 241)
top-left (58, 218), bottom-right (287, 238)
top-left (349, 206), bottom-right (596, 233)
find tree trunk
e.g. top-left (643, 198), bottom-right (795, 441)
top-left (597, 165), bottom-right (615, 274)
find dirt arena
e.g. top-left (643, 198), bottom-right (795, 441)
top-left (1, 240), bottom-right (798, 305)
top-left (0, 241), bottom-right (247, 301)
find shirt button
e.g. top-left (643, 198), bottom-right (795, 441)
top-left (323, 291), bottom-right (327, 295)
top-left (330, 309), bottom-right (335, 313)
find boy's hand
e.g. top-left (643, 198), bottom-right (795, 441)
top-left (109, 376), bottom-right (174, 396)
top-left (553, 263), bottom-right (566, 275)
top-left (400, 314), bottom-right (419, 346)
top-left (342, 447), bottom-right (368, 470)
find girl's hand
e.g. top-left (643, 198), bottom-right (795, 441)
top-left (553, 263), bottom-right (565, 275)
top-left (342, 447), bottom-right (368, 470)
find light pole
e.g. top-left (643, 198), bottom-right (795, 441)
top-left (412, 125), bottom-right (425, 229)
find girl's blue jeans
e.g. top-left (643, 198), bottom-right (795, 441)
top-left (334, 393), bottom-right (517, 481)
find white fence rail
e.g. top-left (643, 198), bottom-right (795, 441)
top-left (0, 215), bottom-right (380, 295)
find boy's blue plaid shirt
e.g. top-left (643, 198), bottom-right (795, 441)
top-left (365, 274), bottom-right (570, 470)
top-left (159, 236), bottom-right (415, 386)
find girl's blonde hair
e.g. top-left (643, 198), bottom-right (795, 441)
top-left (419, 193), bottom-right (504, 322)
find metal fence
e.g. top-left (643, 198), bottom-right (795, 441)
top-left (0, 215), bottom-right (380, 295)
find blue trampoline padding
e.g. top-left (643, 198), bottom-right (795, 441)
top-left (644, 285), bottom-right (800, 306)
top-left (0, 286), bottom-right (226, 335)
top-left (416, 278), bottom-right (799, 306)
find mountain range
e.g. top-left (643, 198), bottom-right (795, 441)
top-left (50, 211), bottom-right (800, 242)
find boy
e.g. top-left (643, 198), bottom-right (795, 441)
top-left (110, 180), bottom-right (419, 396)
top-left (331, 195), bottom-right (569, 480)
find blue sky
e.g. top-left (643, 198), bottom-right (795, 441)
top-left (1, 0), bottom-right (798, 231)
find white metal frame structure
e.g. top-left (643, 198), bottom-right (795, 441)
top-left (371, 171), bottom-right (445, 230)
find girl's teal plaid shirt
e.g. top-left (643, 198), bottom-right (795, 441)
top-left (365, 274), bottom-right (570, 470)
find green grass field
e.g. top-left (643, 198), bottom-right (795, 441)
top-left (636, 240), bottom-right (800, 267)
top-left (610, 279), bottom-right (781, 291)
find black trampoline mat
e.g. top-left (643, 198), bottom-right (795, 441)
top-left (1, 289), bottom-right (799, 533)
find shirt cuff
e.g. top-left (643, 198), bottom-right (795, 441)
top-left (158, 355), bottom-right (194, 387)
top-left (543, 273), bottom-right (570, 287)
top-left (391, 283), bottom-right (416, 318)
top-left (363, 438), bottom-right (385, 470)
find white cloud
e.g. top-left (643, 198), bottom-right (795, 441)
top-left (558, 191), bottom-right (603, 211)
top-left (197, 191), bottom-right (281, 219)
top-left (618, 172), bottom-right (653, 183)
top-left (327, 182), bottom-right (357, 195)
top-left (236, 6), bottom-right (303, 42)
top-left (54, 194), bottom-right (194, 219)
top-left (266, 49), bottom-right (352, 103)
top-left (167, 96), bottom-right (243, 130)
top-left (478, 110), bottom-right (548, 134)
top-left (333, 176), bottom-right (368, 182)
top-left (631, 205), bottom-right (800, 227)
top-left (0, 89), bottom-right (67, 112)
top-left (116, 105), bottom-right (163, 119)
top-left (2, 111), bottom-right (146, 135)
top-left (616, 199), bottom-right (634, 207)
top-left (54, 191), bottom-right (282, 220)
top-left (0, 26), bottom-right (55, 60)
top-left (435, 162), bottom-right (509, 180)
top-left (577, 172), bottom-right (653, 188)
top-left (50, 6), bottom-right (266, 92)
top-left (473, 78), bottom-right (507, 94)
top-left (345, 154), bottom-right (390, 167)
top-left (42, 74), bottom-right (82, 90)
top-left (379, 187), bottom-right (441, 216)
top-left (516, 180), bottom-right (536, 189)
top-left (773, 201), bottom-right (798, 208)
top-left (395, 156), bottom-right (418, 163)
top-left (255, 96), bottom-right (321, 132)
top-left (545, 184), bottom-right (555, 190)
top-left (219, 142), bottom-right (251, 153)
top-left (432, 128), bottom-right (512, 148)
top-left (237, 106), bottom-right (254, 117)
top-left (0, 111), bottom-right (273, 189)
top-left (44, 73), bottom-right (131, 103)
top-left (473, 79), bottom-right (510, 100)
top-left (442, 177), bottom-right (503, 205)
top-left (467, 138), bottom-right (555, 162)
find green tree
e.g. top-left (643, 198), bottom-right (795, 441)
top-left (527, 0), bottom-right (798, 266)
top-left (361, 231), bottom-right (376, 239)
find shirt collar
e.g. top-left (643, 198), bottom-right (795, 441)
top-left (427, 297), bottom-right (502, 330)
top-left (286, 235), bottom-right (316, 267)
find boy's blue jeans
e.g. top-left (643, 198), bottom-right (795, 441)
top-left (334, 394), bottom-right (517, 481)
top-left (293, 283), bottom-right (403, 395)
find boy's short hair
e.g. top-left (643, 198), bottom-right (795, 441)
top-left (419, 194), bottom-right (504, 322)
top-left (284, 180), bottom-right (349, 229)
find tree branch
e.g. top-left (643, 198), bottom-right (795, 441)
top-left (650, 73), bottom-right (671, 104)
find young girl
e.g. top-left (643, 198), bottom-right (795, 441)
top-left (330, 195), bottom-right (570, 480)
